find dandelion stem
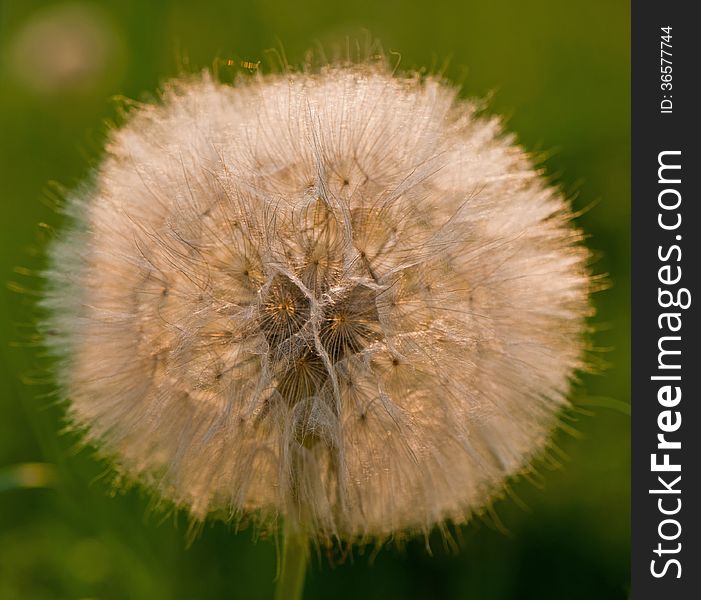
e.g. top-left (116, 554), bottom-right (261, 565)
top-left (275, 522), bottom-right (309, 600)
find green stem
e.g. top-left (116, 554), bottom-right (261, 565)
top-left (275, 522), bottom-right (309, 600)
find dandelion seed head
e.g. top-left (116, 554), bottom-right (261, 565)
top-left (42, 60), bottom-right (592, 542)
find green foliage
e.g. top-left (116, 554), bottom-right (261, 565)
top-left (0, 0), bottom-right (629, 598)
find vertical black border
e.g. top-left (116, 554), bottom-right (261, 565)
top-left (632, 1), bottom-right (699, 597)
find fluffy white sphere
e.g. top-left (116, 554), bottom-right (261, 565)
top-left (42, 63), bottom-right (591, 542)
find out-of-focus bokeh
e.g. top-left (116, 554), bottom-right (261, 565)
top-left (0, 1), bottom-right (629, 598)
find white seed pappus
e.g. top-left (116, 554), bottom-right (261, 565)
top-left (42, 62), bottom-right (592, 542)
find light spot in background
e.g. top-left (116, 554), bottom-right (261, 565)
top-left (5, 2), bottom-right (126, 96)
top-left (68, 538), bottom-right (111, 583)
top-left (0, 462), bottom-right (57, 491)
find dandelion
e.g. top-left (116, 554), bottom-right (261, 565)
top-left (7, 2), bottom-right (125, 97)
top-left (41, 56), bottom-right (591, 596)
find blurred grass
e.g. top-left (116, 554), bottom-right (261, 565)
top-left (0, 1), bottom-right (630, 598)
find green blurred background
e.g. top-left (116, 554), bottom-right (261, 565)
top-left (0, 1), bottom-right (630, 598)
